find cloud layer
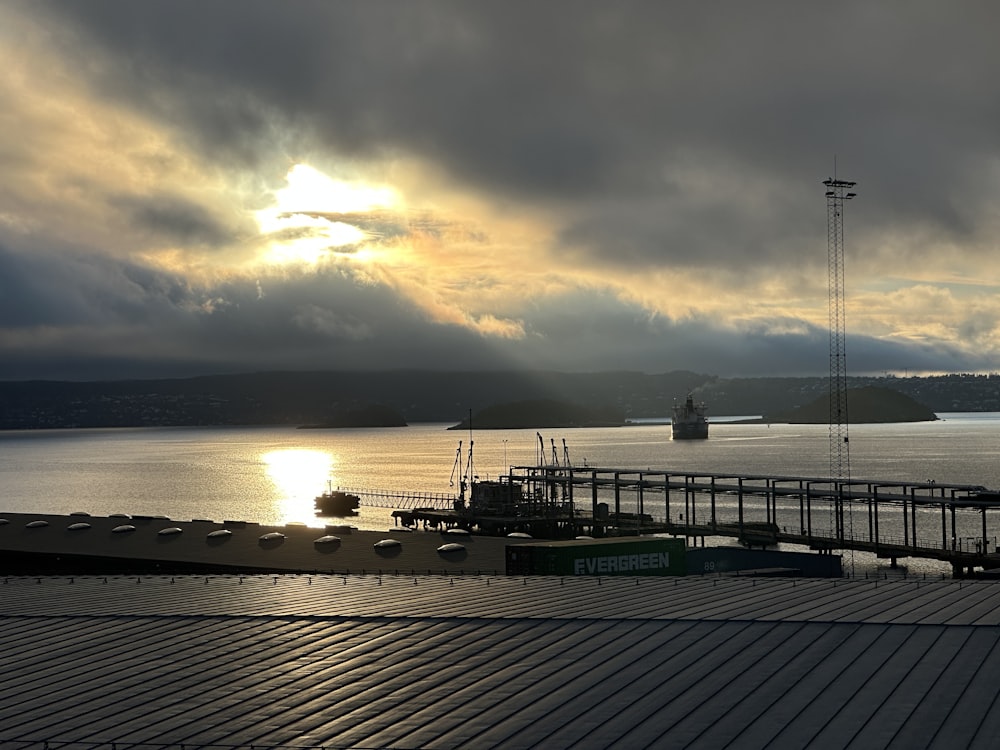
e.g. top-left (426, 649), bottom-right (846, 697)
top-left (2, 1), bottom-right (1000, 379)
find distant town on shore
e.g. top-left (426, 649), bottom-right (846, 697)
top-left (0, 370), bottom-right (995, 430)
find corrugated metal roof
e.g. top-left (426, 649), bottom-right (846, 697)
top-left (4, 575), bottom-right (1000, 623)
top-left (2, 576), bottom-right (1000, 748)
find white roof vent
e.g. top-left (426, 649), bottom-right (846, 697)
top-left (158, 527), bottom-right (183, 536)
top-left (112, 525), bottom-right (136, 534)
top-left (207, 529), bottom-right (232, 538)
top-left (437, 542), bottom-right (466, 553)
top-left (259, 532), bottom-right (286, 541)
top-left (374, 539), bottom-right (402, 549)
top-left (313, 535), bottom-right (341, 544)
top-left (26, 520), bottom-right (49, 528)
top-left (67, 522), bottom-right (91, 531)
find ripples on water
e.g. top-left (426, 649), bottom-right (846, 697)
top-left (2, 414), bottom-right (999, 577)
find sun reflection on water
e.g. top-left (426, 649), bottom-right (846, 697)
top-left (262, 448), bottom-right (334, 524)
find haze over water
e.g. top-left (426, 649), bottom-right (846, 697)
top-left (3, 415), bottom-right (1000, 577)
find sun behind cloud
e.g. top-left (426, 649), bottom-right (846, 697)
top-left (255, 164), bottom-right (401, 265)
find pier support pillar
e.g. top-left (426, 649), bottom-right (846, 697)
top-left (952, 562), bottom-right (964, 579)
top-left (890, 557), bottom-right (898, 569)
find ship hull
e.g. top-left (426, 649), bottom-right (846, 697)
top-left (671, 394), bottom-right (709, 440)
top-left (671, 422), bottom-right (709, 440)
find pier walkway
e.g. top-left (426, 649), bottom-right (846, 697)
top-left (335, 486), bottom-right (455, 510)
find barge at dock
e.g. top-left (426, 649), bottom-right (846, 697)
top-left (396, 436), bottom-right (657, 538)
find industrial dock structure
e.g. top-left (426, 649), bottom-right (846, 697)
top-left (8, 461), bottom-right (999, 578)
top-left (392, 463), bottom-right (1000, 577)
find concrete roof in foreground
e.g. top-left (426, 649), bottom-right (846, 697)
top-left (3, 575), bottom-right (1000, 749)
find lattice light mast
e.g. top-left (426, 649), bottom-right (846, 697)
top-left (824, 176), bottom-right (857, 487)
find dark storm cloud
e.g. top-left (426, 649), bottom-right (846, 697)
top-left (6, 0), bottom-right (1000, 380)
top-left (38, 0), bottom-right (1000, 270)
top-left (0, 243), bottom-right (71, 327)
top-left (129, 269), bottom-right (532, 376)
top-left (114, 193), bottom-right (235, 247)
top-left (0, 230), bottom-right (526, 378)
top-left (32, 2), bottom-right (683, 195)
top-left (0, 233), bottom-right (963, 380)
top-left (0, 237), bottom-right (197, 329)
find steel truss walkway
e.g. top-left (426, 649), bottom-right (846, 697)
top-left (507, 464), bottom-right (1000, 576)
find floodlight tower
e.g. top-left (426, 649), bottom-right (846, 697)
top-left (823, 175), bottom-right (857, 498)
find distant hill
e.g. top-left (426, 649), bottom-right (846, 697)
top-left (2, 369), bottom-right (999, 430)
top-left (448, 399), bottom-right (624, 430)
top-left (0, 369), bottom-right (710, 429)
top-left (767, 386), bottom-right (938, 424)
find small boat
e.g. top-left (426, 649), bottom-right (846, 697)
top-left (314, 489), bottom-right (361, 516)
top-left (672, 395), bottom-right (708, 440)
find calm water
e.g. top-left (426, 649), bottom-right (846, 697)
top-left (2, 415), bottom-right (1000, 575)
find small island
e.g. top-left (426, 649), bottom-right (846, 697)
top-left (765, 386), bottom-right (938, 424)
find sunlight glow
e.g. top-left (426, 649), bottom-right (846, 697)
top-left (255, 164), bottom-right (400, 265)
top-left (262, 448), bottom-right (333, 523)
top-left (277, 164), bottom-right (399, 214)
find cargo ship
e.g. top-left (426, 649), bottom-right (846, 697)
top-left (671, 394), bottom-right (708, 440)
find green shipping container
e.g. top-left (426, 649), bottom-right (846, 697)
top-left (506, 537), bottom-right (686, 577)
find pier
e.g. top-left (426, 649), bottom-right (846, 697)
top-left (385, 464), bottom-right (1000, 576)
top-left (336, 486), bottom-right (455, 510)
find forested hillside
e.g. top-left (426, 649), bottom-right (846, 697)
top-left (1, 370), bottom-right (999, 429)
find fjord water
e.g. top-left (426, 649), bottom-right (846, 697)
top-left (3, 415), bottom-right (1000, 575)
top-left (3, 414), bottom-right (1000, 521)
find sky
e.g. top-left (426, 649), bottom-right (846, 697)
top-left (2, 1), bottom-right (1000, 380)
